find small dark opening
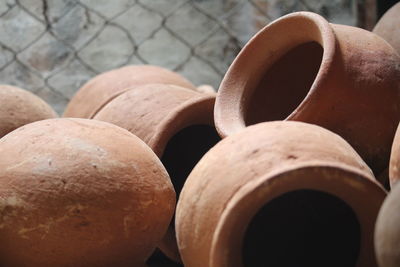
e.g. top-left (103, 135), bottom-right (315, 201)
top-left (161, 125), bottom-right (221, 198)
top-left (245, 41), bottom-right (323, 125)
top-left (243, 190), bottom-right (360, 267)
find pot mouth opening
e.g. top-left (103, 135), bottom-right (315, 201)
top-left (161, 124), bottom-right (221, 199)
top-left (244, 41), bottom-right (324, 125)
top-left (215, 12), bottom-right (336, 137)
top-left (242, 189), bottom-right (360, 267)
top-left (161, 124), bottom-right (221, 232)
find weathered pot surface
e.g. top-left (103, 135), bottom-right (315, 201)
top-left (63, 65), bottom-right (196, 119)
top-left (0, 85), bottom-right (57, 138)
top-left (373, 2), bottom-right (400, 55)
top-left (214, 11), bottom-right (400, 176)
top-left (176, 121), bottom-right (386, 267)
top-left (0, 118), bottom-right (175, 266)
top-left (94, 84), bottom-right (221, 262)
top-left (375, 182), bottom-right (400, 267)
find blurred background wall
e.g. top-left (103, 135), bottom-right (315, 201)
top-left (0, 0), bottom-right (385, 113)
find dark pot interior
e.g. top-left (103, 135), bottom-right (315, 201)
top-left (161, 124), bottom-right (221, 197)
top-left (242, 189), bottom-right (360, 267)
top-left (245, 41), bottom-right (323, 125)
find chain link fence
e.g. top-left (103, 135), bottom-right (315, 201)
top-left (0, 0), bottom-right (359, 114)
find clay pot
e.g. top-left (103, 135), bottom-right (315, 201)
top-left (214, 11), bottom-right (400, 175)
top-left (389, 123), bottom-right (400, 188)
top-left (94, 84), bottom-right (221, 261)
top-left (176, 121), bottom-right (386, 267)
top-left (0, 85), bottom-right (57, 138)
top-left (375, 183), bottom-right (400, 267)
top-left (373, 2), bottom-right (400, 55)
top-left (63, 65), bottom-right (196, 119)
top-left (0, 118), bottom-right (175, 266)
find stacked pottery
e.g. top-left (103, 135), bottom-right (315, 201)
top-left (0, 8), bottom-right (399, 267)
top-left (0, 85), bottom-right (57, 137)
top-left (176, 11), bottom-right (399, 267)
top-left (176, 121), bottom-right (386, 267)
top-left (93, 83), bottom-right (221, 261)
top-left (214, 11), bottom-right (400, 177)
top-left (0, 119), bottom-right (175, 266)
top-left (373, 2), bottom-right (400, 55)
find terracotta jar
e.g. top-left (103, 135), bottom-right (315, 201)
top-left (0, 118), bottom-right (175, 266)
top-left (0, 85), bottom-right (57, 138)
top-left (373, 2), bottom-right (400, 55)
top-left (176, 121), bottom-right (386, 267)
top-left (375, 183), bottom-right (400, 267)
top-left (63, 65), bottom-right (196, 119)
top-left (94, 84), bottom-right (221, 261)
top-left (389, 123), bottom-right (400, 188)
top-left (214, 11), bottom-right (400, 175)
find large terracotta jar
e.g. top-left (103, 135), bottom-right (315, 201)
top-left (0, 85), bottom-right (57, 137)
top-left (0, 118), bottom-right (175, 266)
top-left (94, 84), bottom-right (221, 261)
top-left (373, 2), bottom-right (400, 55)
top-left (375, 183), bottom-right (400, 267)
top-left (214, 11), bottom-right (400, 175)
top-left (176, 121), bottom-right (386, 267)
top-left (63, 65), bottom-right (196, 119)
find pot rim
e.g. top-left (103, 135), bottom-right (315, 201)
top-left (215, 11), bottom-right (336, 138)
top-left (148, 93), bottom-right (217, 157)
top-left (209, 163), bottom-right (386, 267)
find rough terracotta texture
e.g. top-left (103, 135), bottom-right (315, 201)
top-left (0, 85), bottom-right (57, 137)
top-left (215, 11), bottom-right (400, 176)
top-left (389, 123), bottom-right (400, 187)
top-left (94, 84), bottom-right (220, 262)
top-left (176, 121), bottom-right (386, 267)
top-left (0, 118), bottom-right (175, 266)
top-left (375, 183), bottom-right (400, 267)
top-left (63, 65), bottom-right (196, 119)
top-left (373, 2), bottom-right (400, 55)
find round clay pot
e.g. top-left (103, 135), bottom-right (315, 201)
top-left (0, 118), bottom-right (175, 266)
top-left (176, 121), bottom-right (387, 267)
top-left (94, 84), bottom-right (221, 261)
top-left (63, 65), bottom-right (196, 119)
top-left (375, 183), bottom-right (400, 267)
top-left (214, 11), bottom-right (400, 175)
top-left (0, 85), bottom-right (57, 138)
top-left (373, 2), bottom-right (400, 55)
top-left (389, 123), bottom-right (400, 188)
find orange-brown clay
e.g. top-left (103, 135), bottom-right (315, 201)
top-left (63, 65), bottom-right (196, 119)
top-left (373, 2), bottom-right (400, 55)
top-left (375, 183), bottom-right (400, 267)
top-left (94, 84), bottom-right (221, 262)
top-left (0, 85), bottom-right (57, 138)
top-left (215, 11), bottom-right (400, 176)
top-left (176, 121), bottom-right (386, 267)
top-left (0, 118), bottom-right (175, 266)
